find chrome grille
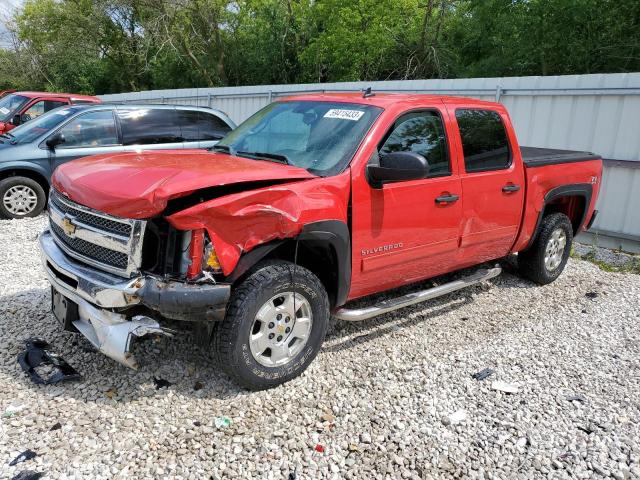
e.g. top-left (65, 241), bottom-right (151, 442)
top-left (50, 222), bottom-right (128, 269)
top-left (50, 192), bottom-right (132, 236)
top-left (48, 190), bottom-right (146, 277)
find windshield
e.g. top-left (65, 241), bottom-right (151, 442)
top-left (216, 101), bottom-right (383, 176)
top-left (2, 106), bottom-right (81, 144)
top-left (0, 94), bottom-right (29, 122)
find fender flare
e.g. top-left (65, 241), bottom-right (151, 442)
top-left (226, 220), bottom-right (352, 308)
top-left (525, 183), bottom-right (592, 250)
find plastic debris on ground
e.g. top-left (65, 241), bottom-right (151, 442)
top-left (11, 471), bottom-right (44, 480)
top-left (585, 291), bottom-right (599, 299)
top-left (104, 388), bottom-right (117, 399)
top-left (448, 409), bottom-right (467, 425)
top-left (314, 444), bottom-right (325, 453)
top-left (49, 422), bottom-right (62, 431)
top-left (3, 404), bottom-right (25, 418)
top-left (491, 381), bottom-right (519, 394)
top-left (567, 394), bottom-right (587, 403)
top-left (17, 338), bottom-right (81, 385)
top-left (214, 416), bottom-right (232, 428)
top-left (9, 450), bottom-right (37, 466)
top-left (153, 377), bottom-right (172, 389)
top-left (471, 368), bottom-right (495, 381)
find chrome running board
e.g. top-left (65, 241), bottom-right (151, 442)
top-left (334, 266), bottom-right (502, 322)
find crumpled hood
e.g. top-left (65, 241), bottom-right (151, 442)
top-left (52, 149), bottom-right (316, 218)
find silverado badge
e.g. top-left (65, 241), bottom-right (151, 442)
top-left (61, 217), bottom-right (77, 236)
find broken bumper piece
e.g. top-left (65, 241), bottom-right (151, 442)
top-left (39, 230), bottom-right (231, 369)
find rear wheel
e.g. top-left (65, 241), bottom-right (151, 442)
top-left (212, 261), bottom-right (330, 390)
top-left (0, 176), bottom-right (46, 219)
top-left (518, 213), bottom-right (573, 285)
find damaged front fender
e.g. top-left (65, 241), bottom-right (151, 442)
top-left (166, 174), bottom-right (351, 276)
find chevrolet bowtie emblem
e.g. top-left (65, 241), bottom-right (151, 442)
top-left (62, 217), bottom-right (76, 236)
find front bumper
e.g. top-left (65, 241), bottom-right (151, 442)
top-left (39, 230), bottom-right (231, 368)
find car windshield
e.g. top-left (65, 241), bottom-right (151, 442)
top-left (0, 94), bottom-right (29, 122)
top-left (215, 101), bottom-right (383, 176)
top-left (3, 106), bottom-right (81, 144)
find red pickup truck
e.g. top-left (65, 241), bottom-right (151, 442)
top-left (0, 91), bottom-right (101, 134)
top-left (40, 93), bottom-right (602, 390)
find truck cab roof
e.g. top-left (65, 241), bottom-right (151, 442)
top-left (281, 92), bottom-right (502, 109)
top-left (12, 91), bottom-right (101, 103)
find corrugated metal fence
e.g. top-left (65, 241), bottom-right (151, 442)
top-left (100, 73), bottom-right (640, 252)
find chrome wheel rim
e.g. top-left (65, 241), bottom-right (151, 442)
top-left (249, 291), bottom-right (313, 367)
top-left (3, 185), bottom-right (38, 215)
top-left (544, 228), bottom-right (567, 271)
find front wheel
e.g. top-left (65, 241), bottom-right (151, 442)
top-left (518, 212), bottom-right (573, 285)
top-left (212, 261), bottom-right (330, 390)
top-left (0, 176), bottom-right (47, 219)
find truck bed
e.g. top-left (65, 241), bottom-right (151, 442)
top-left (521, 147), bottom-right (600, 168)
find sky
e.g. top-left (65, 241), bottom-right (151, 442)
top-left (0, 0), bottom-right (24, 48)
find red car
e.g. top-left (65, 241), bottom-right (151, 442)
top-left (40, 93), bottom-right (602, 389)
top-left (0, 89), bottom-right (16, 99)
top-left (0, 91), bottom-right (100, 134)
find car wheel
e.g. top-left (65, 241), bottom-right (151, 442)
top-left (212, 261), bottom-right (330, 390)
top-left (0, 176), bottom-right (47, 219)
top-left (518, 212), bottom-right (573, 285)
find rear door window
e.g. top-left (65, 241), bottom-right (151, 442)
top-left (57, 110), bottom-right (118, 148)
top-left (455, 109), bottom-right (511, 172)
top-left (177, 110), bottom-right (232, 141)
top-left (379, 111), bottom-right (450, 177)
top-left (117, 108), bottom-right (182, 145)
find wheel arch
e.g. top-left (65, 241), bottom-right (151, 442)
top-left (0, 165), bottom-right (51, 200)
top-left (525, 183), bottom-right (592, 250)
top-left (225, 220), bottom-right (351, 309)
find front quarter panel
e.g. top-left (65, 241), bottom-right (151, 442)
top-left (166, 173), bottom-right (351, 276)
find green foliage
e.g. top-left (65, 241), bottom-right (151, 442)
top-left (0, 0), bottom-right (638, 94)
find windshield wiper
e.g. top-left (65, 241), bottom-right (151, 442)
top-left (1, 131), bottom-right (15, 139)
top-left (210, 144), bottom-right (230, 154)
top-left (236, 151), bottom-right (290, 165)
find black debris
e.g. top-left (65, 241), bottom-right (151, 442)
top-left (193, 421), bottom-right (202, 427)
top-left (585, 292), bottom-right (598, 299)
top-left (581, 309), bottom-right (588, 314)
top-left (288, 469), bottom-right (298, 480)
top-left (567, 394), bottom-right (587, 403)
top-left (194, 381), bottom-right (204, 391)
top-left (49, 422), bottom-right (62, 431)
top-left (153, 377), bottom-right (172, 389)
top-left (577, 425), bottom-right (594, 435)
top-left (17, 339), bottom-right (81, 385)
top-left (9, 450), bottom-right (37, 466)
top-left (471, 368), bottom-right (495, 381)
top-left (11, 471), bottom-right (43, 480)
top-left (461, 317), bottom-right (469, 321)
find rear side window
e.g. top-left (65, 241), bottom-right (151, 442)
top-left (117, 108), bottom-right (182, 145)
top-left (379, 111), bottom-right (450, 177)
top-left (456, 109), bottom-right (510, 172)
top-left (176, 110), bottom-right (232, 141)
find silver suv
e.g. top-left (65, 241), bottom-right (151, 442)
top-left (0, 104), bottom-right (235, 219)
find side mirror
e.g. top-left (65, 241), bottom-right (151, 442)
top-left (11, 114), bottom-right (21, 126)
top-left (46, 133), bottom-right (66, 150)
top-left (366, 151), bottom-right (429, 188)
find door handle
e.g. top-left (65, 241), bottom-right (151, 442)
top-left (502, 184), bottom-right (521, 193)
top-left (435, 194), bottom-right (459, 205)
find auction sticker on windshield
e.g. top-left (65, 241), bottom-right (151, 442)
top-left (324, 109), bottom-right (365, 121)
top-left (0, 107), bottom-right (9, 115)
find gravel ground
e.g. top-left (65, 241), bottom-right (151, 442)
top-left (1, 216), bottom-right (639, 480)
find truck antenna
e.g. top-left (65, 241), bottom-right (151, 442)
top-left (362, 87), bottom-right (375, 98)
